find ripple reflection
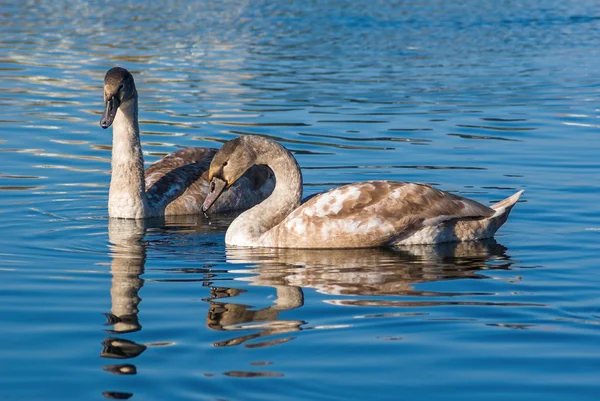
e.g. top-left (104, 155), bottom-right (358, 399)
top-left (210, 240), bottom-right (524, 347)
top-left (101, 219), bottom-right (147, 381)
top-left (227, 241), bottom-right (512, 299)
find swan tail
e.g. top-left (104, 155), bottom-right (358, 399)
top-left (491, 190), bottom-right (524, 218)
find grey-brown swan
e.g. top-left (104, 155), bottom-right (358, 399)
top-left (100, 67), bottom-right (273, 218)
top-left (202, 135), bottom-right (523, 248)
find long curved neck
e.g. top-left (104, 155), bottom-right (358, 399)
top-left (226, 138), bottom-right (302, 246)
top-left (108, 95), bottom-right (150, 218)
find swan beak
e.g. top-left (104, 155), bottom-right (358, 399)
top-left (202, 177), bottom-right (227, 212)
top-left (100, 96), bottom-right (119, 129)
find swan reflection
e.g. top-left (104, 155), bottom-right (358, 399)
top-left (207, 240), bottom-right (514, 346)
top-left (101, 216), bottom-right (516, 377)
top-left (100, 215), bottom-right (235, 378)
top-left (101, 218), bottom-right (148, 378)
top-left (226, 240), bottom-right (512, 298)
top-left (206, 283), bottom-right (304, 348)
top-left (104, 219), bottom-right (147, 335)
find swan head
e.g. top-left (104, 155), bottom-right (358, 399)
top-left (202, 136), bottom-right (258, 212)
top-left (100, 67), bottom-right (137, 129)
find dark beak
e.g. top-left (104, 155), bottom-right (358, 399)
top-left (100, 96), bottom-right (119, 129)
top-left (202, 177), bottom-right (227, 213)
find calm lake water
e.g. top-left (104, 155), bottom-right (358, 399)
top-left (1, 1), bottom-right (600, 400)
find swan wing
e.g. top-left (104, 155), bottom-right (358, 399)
top-left (145, 147), bottom-right (216, 189)
top-left (144, 147), bottom-right (217, 209)
top-left (145, 147), bottom-right (274, 214)
top-left (269, 181), bottom-right (495, 248)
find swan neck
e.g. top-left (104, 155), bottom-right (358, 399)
top-left (108, 96), bottom-right (150, 218)
top-left (226, 138), bottom-right (302, 246)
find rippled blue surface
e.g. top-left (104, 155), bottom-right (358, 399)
top-left (1, 1), bottom-right (600, 400)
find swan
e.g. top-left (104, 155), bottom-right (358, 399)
top-left (202, 135), bottom-right (523, 248)
top-left (100, 67), bottom-right (274, 218)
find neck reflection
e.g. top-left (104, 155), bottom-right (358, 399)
top-left (100, 214), bottom-right (238, 384)
top-left (101, 218), bottom-right (148, 380)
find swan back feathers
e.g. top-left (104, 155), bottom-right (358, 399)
top-left (261, 181), bottom-right (498, 248)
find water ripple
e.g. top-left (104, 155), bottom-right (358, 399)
top-left (1, 1), bottom-right (600, 400)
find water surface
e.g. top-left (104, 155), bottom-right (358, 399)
top-left (1, 1), bottom-right (600, 400)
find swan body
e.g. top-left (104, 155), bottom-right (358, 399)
top-left (100, 67), bottom-right (273, 219)
top-left (202, 135), bottom-right (523, 248)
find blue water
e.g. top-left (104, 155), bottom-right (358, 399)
top-left (1, 1), bottom-right (600, 400)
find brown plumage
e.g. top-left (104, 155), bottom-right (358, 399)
top-left (100, 67), bottom-right (274, 218)
top-left (144, 147), bottom-right (272, 215)
top-left (268, 181), bottom-right (500, 248)
top-left (202, 135), bottom-right (523, 248)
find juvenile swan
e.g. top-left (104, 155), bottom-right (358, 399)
top-left (100, 67), bottom-right (273, 218)
top-left (202, 135), bottom-right (523, 248)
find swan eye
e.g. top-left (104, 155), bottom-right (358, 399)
top-left (223, 161), bottom-right (228, 167)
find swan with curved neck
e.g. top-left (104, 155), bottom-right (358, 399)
top-left (100, 67), bottom-right (273, 218)
top-left (202, 135), bottom-right (523, 248)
